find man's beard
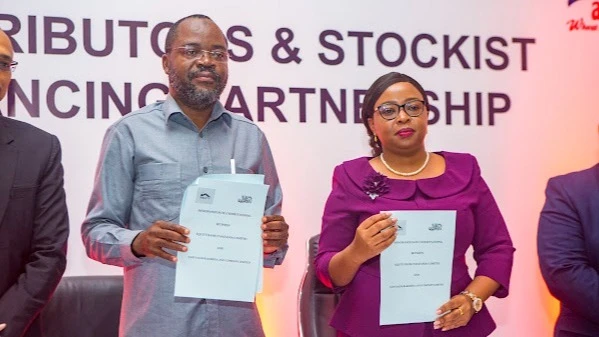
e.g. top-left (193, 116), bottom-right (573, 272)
top-left (169, 65), bottom-right (227, 111)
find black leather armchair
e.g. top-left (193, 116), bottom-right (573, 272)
top-left (298, 234), bottom-right (340, 337)
top-left (39, 275), bottom-right (123, 337)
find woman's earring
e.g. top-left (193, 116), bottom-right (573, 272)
top-left (374, 134), bottom-right (378, 143)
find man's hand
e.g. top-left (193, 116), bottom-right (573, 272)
top-left (131, 221), bottom-right (190, 262)
top-left (261, 215), bottom-right (289, 254)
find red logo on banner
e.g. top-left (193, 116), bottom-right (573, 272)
top-left (567, 1), bottom-right (599, 31)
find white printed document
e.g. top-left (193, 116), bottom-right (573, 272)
top-left (380, 210), bottom-right (457, 325)
top-left (174, 174), bottom-right (268, 302)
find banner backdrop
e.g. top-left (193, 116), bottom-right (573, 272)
top-left (2, 1), bottom-right (598, 336)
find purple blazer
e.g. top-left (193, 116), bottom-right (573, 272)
top-left (315, 152), bottom-right (515, 337)
top-left (538, 164), bottom-right (599, 337)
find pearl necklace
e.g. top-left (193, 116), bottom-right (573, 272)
top-left (380, 152), bottom-right (430, 177)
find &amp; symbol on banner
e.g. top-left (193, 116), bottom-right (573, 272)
top-left (567, 0), bottom-right (599, 31)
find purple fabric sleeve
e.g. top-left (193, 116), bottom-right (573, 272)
top-left (470, 161), bottom-right (515, 298)
top-left (314, 165), bottom-right (359, 293)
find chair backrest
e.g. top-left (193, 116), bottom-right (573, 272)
top-left (40, 275), bottom-right (123, 337)
top-left (298, 234), bottom-right (339, 337)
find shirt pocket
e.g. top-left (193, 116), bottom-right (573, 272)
top-left (135, 163), bottom-right (182, 223)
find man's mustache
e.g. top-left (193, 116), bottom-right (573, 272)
top-left (188, 66), bottom-right (220, 81)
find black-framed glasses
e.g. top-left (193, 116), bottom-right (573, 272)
top-left (375, 99), bottom-right (426, 120)
top-left (170, 45), bottom-right (228, 62)
top-left (0, 60), bottom-right (18, 72)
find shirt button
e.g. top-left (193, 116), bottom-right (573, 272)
top-left (203, 167), bottom-right (208, 173)
top-left (199, 132), bottom-right (204, 138)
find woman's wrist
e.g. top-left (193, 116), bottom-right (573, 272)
top-left (344, 242), bottom-right (369, 266)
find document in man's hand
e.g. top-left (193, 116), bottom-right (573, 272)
top-left (174, 174), bottom-right (268, 302)
top-left (379, 210), bottom-right (456, 325)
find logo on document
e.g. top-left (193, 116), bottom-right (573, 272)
top-left (196, 188), bottom-right (216, 204)
top-left (396, 220), bottom-right (407, 236)
top-left (566, 0), bottom-right (599, 31)
top-left (428, 223), bottom-right (443, 231)
top-left (237, 195), bottom-right (253, 204)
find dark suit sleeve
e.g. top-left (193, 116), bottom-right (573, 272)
top-left (538, 177), bottom-right (599, 325)
top-left (0, 135), bottom-right (69, 337)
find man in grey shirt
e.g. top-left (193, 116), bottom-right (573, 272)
top-left (81, 14), bottom-right (289, 337)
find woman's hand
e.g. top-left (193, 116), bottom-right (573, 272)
top-left (328, 213), bottom-right (398, 287)
top-left (348, 212), bottom-right (398, 264)
top-left (433, 294), bottom-right (475, 331)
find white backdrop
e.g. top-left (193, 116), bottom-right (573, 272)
top-left (1, 1), bottom-right (599, 336)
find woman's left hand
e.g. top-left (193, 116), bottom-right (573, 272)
top-left (433, 294), bottom-right (474, 331)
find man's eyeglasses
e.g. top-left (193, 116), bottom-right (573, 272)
top-left (375, 100), bottom-right (426, 120)
top-left (0, 60), bottom-right (18, 72)
top-left (170, 46), bottom-right (228, 62)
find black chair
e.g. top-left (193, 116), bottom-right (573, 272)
top-left (40, 275), bottom-right (123, 337)
top-left (298, 234), bottom-right (340, 337)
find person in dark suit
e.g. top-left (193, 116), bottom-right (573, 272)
top-left (538, 147), bottom-right (599, 337)
top-left (0, 29), bottom-right (69, 337)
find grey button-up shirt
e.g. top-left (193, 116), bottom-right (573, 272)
top-left (82, 95), bottom-right (284, 337)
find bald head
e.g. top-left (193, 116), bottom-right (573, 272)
top-left (0, 29), bottom-right (15, 101)
top-left (0, 30), bottom-right (13, 53)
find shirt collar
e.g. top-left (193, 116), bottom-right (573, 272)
top-left (162, 94), bottom-right (231, 128)
top-left (341, 152), bottom-right (475, 200)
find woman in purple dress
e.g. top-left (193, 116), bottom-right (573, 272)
top-left (315, 72), bottom-right (515, 337)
